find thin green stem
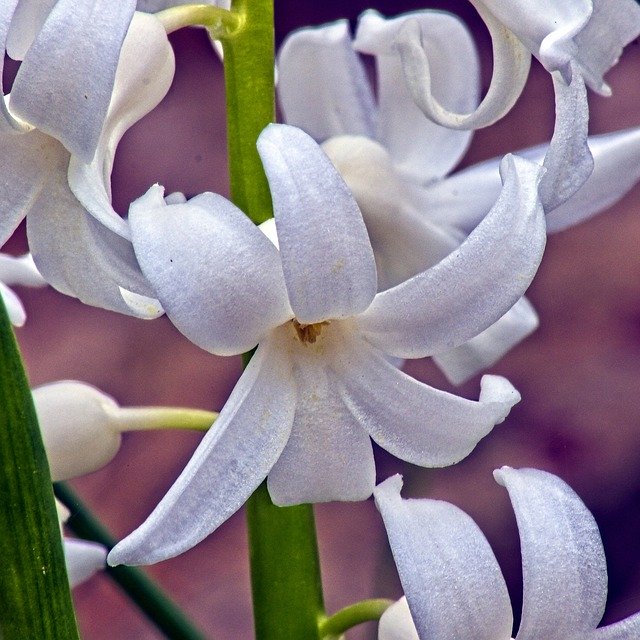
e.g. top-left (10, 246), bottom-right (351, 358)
top-left (319, 599), bottom-right (394, 638)
top-left (223, 2), bottom-right (325, 637)
top-left (53, 483), bottom-right (207, 640)
top-left (0, 297), bottom-right (79, 639)
top-left (157, 4), bottom-right (242, 36)
top-left (114, 407), bottom-right (217, 432)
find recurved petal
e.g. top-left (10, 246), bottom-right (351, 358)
top-left (63, 539), bottom-right (107, 587)
top-left (354, 10), bottom-right (478, 182)
top-left (540, 64), bottom-right (592, 212)
top-left (0, 0), bottom-right (26, 131)
top-left (495, 467), bottom-right (608, 640)
top-left (257, 124), bottom-right (377, 323)
top-left (358, 155), bottom-right (545, 359)
top-left (433, 297), bottom-right (539, 386)
top-left (68, 11), bottom-right (175, 238)
top-left (378, 598), bottom-right (419, 640)
top-left (0, 253), bottom-right (45, 286)
top-left (0, 281), bottom-right (26, 326)
top-left (277, 20), bottom-right (376, 142)
top-left (130, 185), bottom-right (292, 354)
top-left (267, 328), bottom-right (375, 505)
top-left (10, 0), bottom-right (136, 162)
top-left (587, 613), bottom-right (640, 640)
top-left (5, 0), bottom-right (56, 60)
top-left (107, 339), bottom-right (296, 566)
top-left (375, 475), bottom-right (513, 640)
top-left (338, 340), bottom-right (520, 466)
top-left (546, 127), bottom-right (640, 233)
top-left (395, 7), bottom-right (530, 131)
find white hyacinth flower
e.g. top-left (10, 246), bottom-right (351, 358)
top-left (107, 122), bottom-right (545, 566)
top-left (0, 252), bottom-right (45, 326)
top-left (0, 6), bottom-right (174, 316)
top-left (375, 469), bottom-right (640, 640)
top-left (278, 15), bottom-right (640, 383)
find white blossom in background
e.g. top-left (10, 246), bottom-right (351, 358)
top-left (107, 122), bottom-right (546, 566)
top-left (375, 469), bottom-right (640, 640)
top-left (278, 13), bottom-right (640, 383)
top-left (0, 252), bottom-right (45, 325)
top-left (33, 380), bottom-right (216, 481)
top-left (0, 5), bottom-right (174, 316)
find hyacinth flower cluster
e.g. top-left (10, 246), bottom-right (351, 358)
top-left (1, 1), bottom-right (640, 639)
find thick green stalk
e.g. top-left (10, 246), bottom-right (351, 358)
top-left (0, 297), bottom-right (80, 639)
top-left (54, 483), bottom-right (207, 640)
top-left (224, 4), bottom-right (325, 638)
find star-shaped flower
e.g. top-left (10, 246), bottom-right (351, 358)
top-left (278, 13), bottom-right (640, 383)
top-left (0, 252), bottom-right (45, 325)
top-left (375, 468), bottom-right (640, 640)
top-left (108, 122), bottom-right (545, 565)
top-left (0, 4), bottom-right (174, 316)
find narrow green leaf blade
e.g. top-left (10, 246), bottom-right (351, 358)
top-left (0, 296), bottom-right (80, 639)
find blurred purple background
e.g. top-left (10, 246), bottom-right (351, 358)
top-left (5, 2), bottom-right (640, 637)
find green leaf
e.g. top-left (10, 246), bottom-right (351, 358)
top-left (0, 296), bottom-right (79, 639)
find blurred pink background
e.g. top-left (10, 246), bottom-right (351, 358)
top-left (5, 2), bottom-right (640, 637)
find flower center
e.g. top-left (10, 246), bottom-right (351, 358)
top-left (292, 319), bottom-right (329, 344)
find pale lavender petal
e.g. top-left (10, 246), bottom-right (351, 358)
top-left (63, 539), bottom-right (107, 587)
top-left (495, 467), bottom-right (607, 640)
top-left (540, 63), bottom-right (593, 212)
top-left (108, 338), bottom-right (296, 566)
top-left (588, 613), bottom-right (640, 640)
top-left (267, 325), bottom-right (375, 505)
top-left (5, 0), bottom-right (56, 60)
top-left (277, 21), bottom-right (375, 141)
top-left (0, 0), bottom-right (24, 130)
top-left (354, 10), bottom-right (479, 181)
top-left (0, 253), bottom-right (45, 286)
top-left (11, 0), bottom-right (136, 162)
top-left (68, 12), bottom-right (174, 238)
top-left (130, 185), bottom-right (292, 355)
top-left (433, 297), bottom-right (539, 386)
top-left (573, 0), bottom-right (640, 95)
top-left (358, 155), bottom-right (545, 359)
top-left (395, 9), bottom-right (530, 130)
top-left (0, 281), bottom-right (26, 326)
top-left (257, 124), bottom-right (377, 323)
top-left (547, 127), bottom-right (640, 233)
top-left (375, 475), bottom-right (513, 640)
top-left (337, 340), bottom-right (520, 466)
top-left (378, 598), bottom-right (419, 640)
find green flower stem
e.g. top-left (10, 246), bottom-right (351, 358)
top-left (114, 407), bottom-right (217, 432)
top-left (319, 599), bottom-right (394, 638)
top-left (0, 297), bottom-right (80, 639)
top-left (224, 1), bottom-right (326, 636)
top-left (222, 0), bottom-right (275, 224)
top-left (156, 4), bottom-right (242, 36)
top-left (53, 483), bottom-right (207, 640)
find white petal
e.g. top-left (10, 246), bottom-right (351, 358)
top-left (68, 12), bottom-right (175, 239)
top-left (0, 0), bottom-right (26, 131)
top-left (119, 288), bottom-right (164, 319)
top-left (358, 155), bottom-right (545, 359)
top-left (33, 381), bottom-right (122, 482)
top-left (588, 613), bottom-right (640, 640)
top-left (494, 467), bottom-right (607, 640)
top-left (10, 0), bottom-right (136, 162)
top-left (277, 20), bottom-right (376, 141)
top-left (547, 127), bottom-right (640, 233)
top-left (129, 185), bottom-right (292, 355)
top-left (433, 297), bottom-right (539, 386)
top-left (6, 0), bottom-right (56, 60)
top-left (322, 135), bottom-right (462, 291)
top-left (378, 598), bottom-right (419, 640)
top-left (267, 326), bottom-right (375, 505)
top-left (395, 9), bottom-right (530, 130)
top-left (540, 64), bottom-right (593, 212)
top-left (572, 0), bottom-right (640, 95)
top-left (338, 340), bottom-right (520, 466)
top-left (0, 281), bottom-right (26, 326)
top-left (375, 475), bottom-right (513, 640)
top-left (64, 539), bottom-right (107, 587)
top-left (257, 124), bottom-right (377, 323)
top-left (354, 10), bottom-right (479, 181)
top-left (0, 252), bottom-right (45, 286)
top-left (472, 0), bottom-right (592, 84)
top-left (108, 338), bottom-right (295, 566)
